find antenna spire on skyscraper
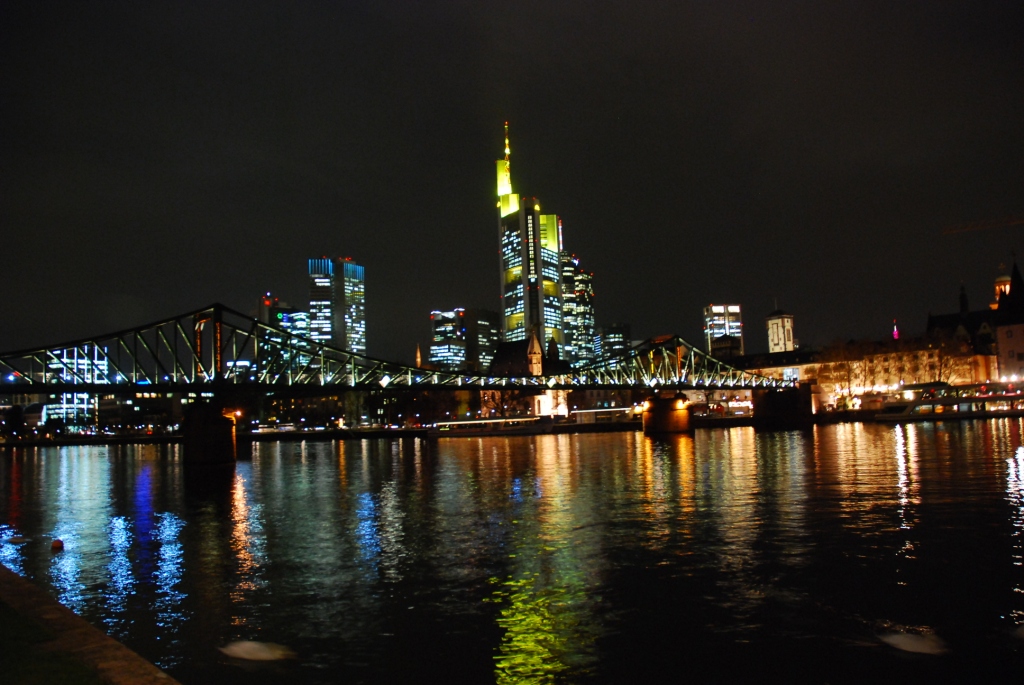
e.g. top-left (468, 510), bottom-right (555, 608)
top-left (496, 121), bottom-right (515, 201)
top-left (504, 121), bottom-right (510, 165)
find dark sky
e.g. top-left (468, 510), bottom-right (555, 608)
top-left (2, 1), bottom-right (1023, 363)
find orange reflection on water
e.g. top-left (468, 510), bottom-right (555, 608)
top-left (228, 471), bottom-right (265, 622)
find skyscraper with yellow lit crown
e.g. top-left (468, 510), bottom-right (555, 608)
top-left (496, 123), bottom-right (564, 347)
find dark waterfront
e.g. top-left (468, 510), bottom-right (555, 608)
top-left (2, 422), bottom-right (1024, 683)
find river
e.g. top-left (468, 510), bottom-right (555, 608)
top-left (2, 422), bottom-right (1024, 683)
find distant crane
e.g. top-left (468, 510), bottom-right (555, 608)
top-left (942, 215), bottom-right (1024, 235)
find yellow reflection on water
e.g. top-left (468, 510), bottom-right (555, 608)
top-left (488, 435), bottom-right (600, 684)
top-left (893, 425), bottom-right (919, 582)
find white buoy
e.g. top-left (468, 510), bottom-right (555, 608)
top-left (218, 641), bottom-right (297, 661)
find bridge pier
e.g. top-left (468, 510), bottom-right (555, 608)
top-left (642, 393), bottom-right (692, 434)
top-left (182, 401), bottom-right (236, 466)
top-left (750, 385), bottom-right (814, 428)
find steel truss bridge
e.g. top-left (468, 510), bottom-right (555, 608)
top-left (0, 304), bottom-right (791, 394)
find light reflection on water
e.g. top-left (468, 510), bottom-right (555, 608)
top-left (1008, 445), bottom-right (1024, 627)
top-left (104, 515), bottom-right (133, 637)
top-left (2, 424), bottom-right (1024, 682)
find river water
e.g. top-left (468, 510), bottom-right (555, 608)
top-left (2, 422), bottom-right (1024, 683)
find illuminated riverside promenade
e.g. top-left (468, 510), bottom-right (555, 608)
top-left (3, 422), bottom-right (1024, 683)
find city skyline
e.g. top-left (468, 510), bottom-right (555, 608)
top-left (2, 2), bottom-right (1022, 364)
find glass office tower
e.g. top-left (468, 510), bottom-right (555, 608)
top-left (308, 257), bottom-right (336, 346)
top-left (340, 258), bottom-right (366, 355)
top-left (703, 304), bottom-right (744, 356)
top-left (429, 309), bottom-right (468, 371)
top-left (561, 251), bottom-right (596, 366)
top-left (307, 257), bottom-right (366, 354)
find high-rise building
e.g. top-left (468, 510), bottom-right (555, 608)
top-left (561, 252), bottom-right (596, 366)
top-left (704, 305), bottom-right (744, 356)
top-left (307, 257), bottom-right (366, 354)
top-left (596, 324), bottom-right (631, 362)
top-left (308, 257), bottom-right (336, 346)
top-left (465, 308), bottom-right (501, 373)
top-left (429, 308), bottom-right (502, 372)
top-left (765, 309), bottom-right (795, 353)
top-left (257, 293), bottom-right (312, 378)
top-left (429, 309), bottom-right (468, 371)
top-left (496, 123), bottom-right (564, 349)
top-left (340, 258), bottom-right (366, 355)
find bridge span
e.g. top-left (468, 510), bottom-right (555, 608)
top-left (0, 303), bottom-right (791, 394)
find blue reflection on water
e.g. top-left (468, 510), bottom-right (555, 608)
top-left (511, 478), bottom-right (523, 503)
top-left (355, 492), bottom-right (381, 567)
top-left (0, 524), bottom-right (24, 575)
top-left (153, 512), bottom-right (186, 669)
top-left (104, 516), bottom-right (134, 636)
top-left (133, 464), bottom-right (155, 585)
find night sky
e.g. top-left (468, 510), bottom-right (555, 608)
top-left (3, 1), bottom-right (1023, 363)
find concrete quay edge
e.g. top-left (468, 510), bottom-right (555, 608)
top-left (0, 563), bottom-right (181, 685)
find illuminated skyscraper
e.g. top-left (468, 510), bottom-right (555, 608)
top-left (429, 308), bottom-right (501, 372)
top-left (465, 308), bottom-right (501, 372)
top-left (429, 309), bottom-right (467, 371)
top-left (704, 304), bottom-right (744, 356)
top-left (595, 324), bottom-right (630, 362)
top-left (339, 258), bottom-right (366, 355)
top-left (308, 258), bottom-right (336, 346)
top-left (307, 257), bottom-right (366, 353)
top-left (561, 251), bottom-right (596, 366)
top-left (496, 123), bottom-right (564, 348)
top-left (257, 292), bottom-right (312, 377)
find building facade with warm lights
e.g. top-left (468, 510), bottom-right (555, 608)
top-left (994, 263), bottom-right (1024, 380)
top-left (496, 124), bottom-right (564, 349)
top-left (704, 304), bottom-right (744, 356)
